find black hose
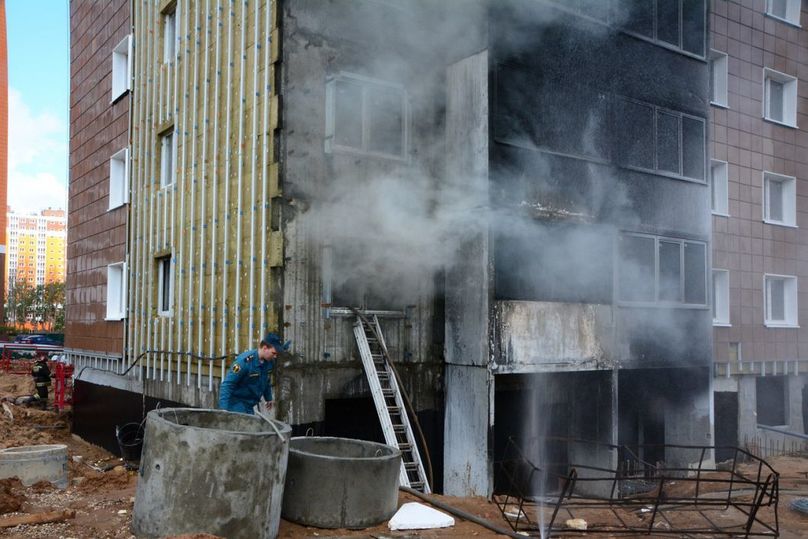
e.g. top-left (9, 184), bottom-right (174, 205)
top-left (399, 486), bottom-right (523, 538)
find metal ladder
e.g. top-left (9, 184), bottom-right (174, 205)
top-left (353, 314), bottom-right (430, 493)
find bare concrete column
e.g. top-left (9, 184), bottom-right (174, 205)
top-left (787, 374), bottom-right (806, 433)
top-left (443, 50), bottom-right (491, 497)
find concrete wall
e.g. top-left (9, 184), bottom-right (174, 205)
top-left (443, 50), bottom-right (491, 496)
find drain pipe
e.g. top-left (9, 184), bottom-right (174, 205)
top-left (398, 486), bottom-right (523, 539)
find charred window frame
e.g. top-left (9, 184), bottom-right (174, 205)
top-left (325, 73), bottom-right (408, 160)
top-left (618, 0), bottom-right (706, 58)
top-left (617, 233), bottom-right (708, 307)
top-left (614, 98), bottom-right (706, 183)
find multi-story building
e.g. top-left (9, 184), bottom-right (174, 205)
top-left (65, 0), bottom-right (129, 367)
top-left (69, 0), bottom-right (714, 496)
top-left (710, 0), bottom-right (808, 457)
top-left (6, 208), bottom-right (66, 288)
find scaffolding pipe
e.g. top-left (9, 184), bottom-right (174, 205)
top-left (209, 0), bottom-right (222, 363)
top-left (259, 0), bottom-right (271, 339)
top-left (247, 0), bottom-right (260, 345)
top-left (166, 0), bottom-right (181, 384)
top-left (175, 0), bottom-right (192, 385)
top-left (186, 0), bottom-right (200, 386)
top-left (234, 0), bottom-right (247, 353)
top-left (220, 0), bottom-right (234, 357)
top-left (197, 0), bottom-right (212, 388)
top-left (146, 1), bottom-right (158, 381)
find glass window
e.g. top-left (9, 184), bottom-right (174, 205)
top-left (658, 241), bottom-right (682, 302)
top-left (619, 235), bottom-right (655, 302)
top-left (656, 111), bottom-right (680, 174)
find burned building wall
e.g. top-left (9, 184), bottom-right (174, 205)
top-left (276, 0), bottom-right (485, 437)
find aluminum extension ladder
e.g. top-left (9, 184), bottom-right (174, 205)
top-left (354, 314), bottom-right (430, 493)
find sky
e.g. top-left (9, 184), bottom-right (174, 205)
top-left (6, 0), bottom-right (70, 215)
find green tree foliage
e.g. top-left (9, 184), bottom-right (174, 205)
top-left (4, 280), bottom-right (65, 330)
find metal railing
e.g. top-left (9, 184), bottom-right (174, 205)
top-left (494, 436), bottom-right (779, 537)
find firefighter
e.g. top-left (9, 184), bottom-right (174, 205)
top-left (31, 354), bottom-right (51, 409)
top-left (218, 333), bottom-right (290, 415)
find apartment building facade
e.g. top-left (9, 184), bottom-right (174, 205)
top-left (69, 0), bottom-right (715, 496)
top-left (66, 0), bottom-right (129, 356)
top-left (710, 0), bottom-right (808, 457)
top-left (6, 209), bottom-right (66, 288)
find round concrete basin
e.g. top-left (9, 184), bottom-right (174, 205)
top-left (0, 444), bottom-right (68, 489)
top-left (132, 408), bottom-right (291, 539)
top-left (282, 436), bottom-right (401, 529)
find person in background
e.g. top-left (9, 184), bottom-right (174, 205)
top-left (218, 333), bottom-right (290, 415)
top-left (31, 353), bottom-right (51, 410)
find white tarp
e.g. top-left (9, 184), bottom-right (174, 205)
top-left (388, 502), bottom-right (455, 531)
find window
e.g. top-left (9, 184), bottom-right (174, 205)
top-left (763, 172), bottom-right (796, 227)
top-left (711, 160), bottom-right (729, 215)
top-left (764, 274), bottom-right (798, 327)
top-left (620, 0), bottom-right (706, 57)
top-left (157, 255), bottom-right (173, 315)
top-left (710, 50), bottom-right (728, 107)
top-left (325, 73), bottom-right (407, 159)
top-left (106, 262), bottom-right (127, 320)
top-left (109, 148), bottom-right (129, 209)
top-left (712, 269), bottom-right (730, 325)
top-left (618, 234), bottom-right (707, 306)
top-left (763, 68), bottom-right (798, 127)
top-left (766, 0), bottom-right (801, 26)
top-left (163, 7), bottom-right (177, 64)
top-left (111, 34), bottom-right (133, 102)
top-left (159, 130), bottom-right (176, 188)
top-left (614, 98), bottom-right (705, 181)
top-left (756, 376), bottom-right (787, 426)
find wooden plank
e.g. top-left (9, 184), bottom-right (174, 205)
top-left (0, 510), bottom-right (76, 528)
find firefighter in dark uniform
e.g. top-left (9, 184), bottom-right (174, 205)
top-left (31, 354), bottom-right (51, 409)
top-left (218, 333), bottom-right (290, 415)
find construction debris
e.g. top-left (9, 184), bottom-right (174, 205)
top-left (0, 508), bottom-right (76, 528)
top-left (388, 502), bottom-right (455, 531)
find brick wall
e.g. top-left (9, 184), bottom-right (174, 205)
top-left (66, 0), bottom-right (129, 353)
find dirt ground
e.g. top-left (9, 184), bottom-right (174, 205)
top-left (1, 372), bottom-right (808, 538)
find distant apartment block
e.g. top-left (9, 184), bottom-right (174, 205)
top-left (6, 208), bottom-right (66, 288)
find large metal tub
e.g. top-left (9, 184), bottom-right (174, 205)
top-left (132, 408), bottom-right (291, 539)
top-left (282, 436), bottom-right (401, 528)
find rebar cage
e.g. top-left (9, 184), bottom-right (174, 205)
top-left (494, 437), bottom-right (779, 537)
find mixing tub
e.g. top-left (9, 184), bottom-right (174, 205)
top-left (132, 408), bottom-right (291, 539)
top-left (282, 436), bottom-right (401, 528)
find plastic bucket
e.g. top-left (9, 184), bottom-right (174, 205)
top-left (116, 422), bottom-right (144, 463)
